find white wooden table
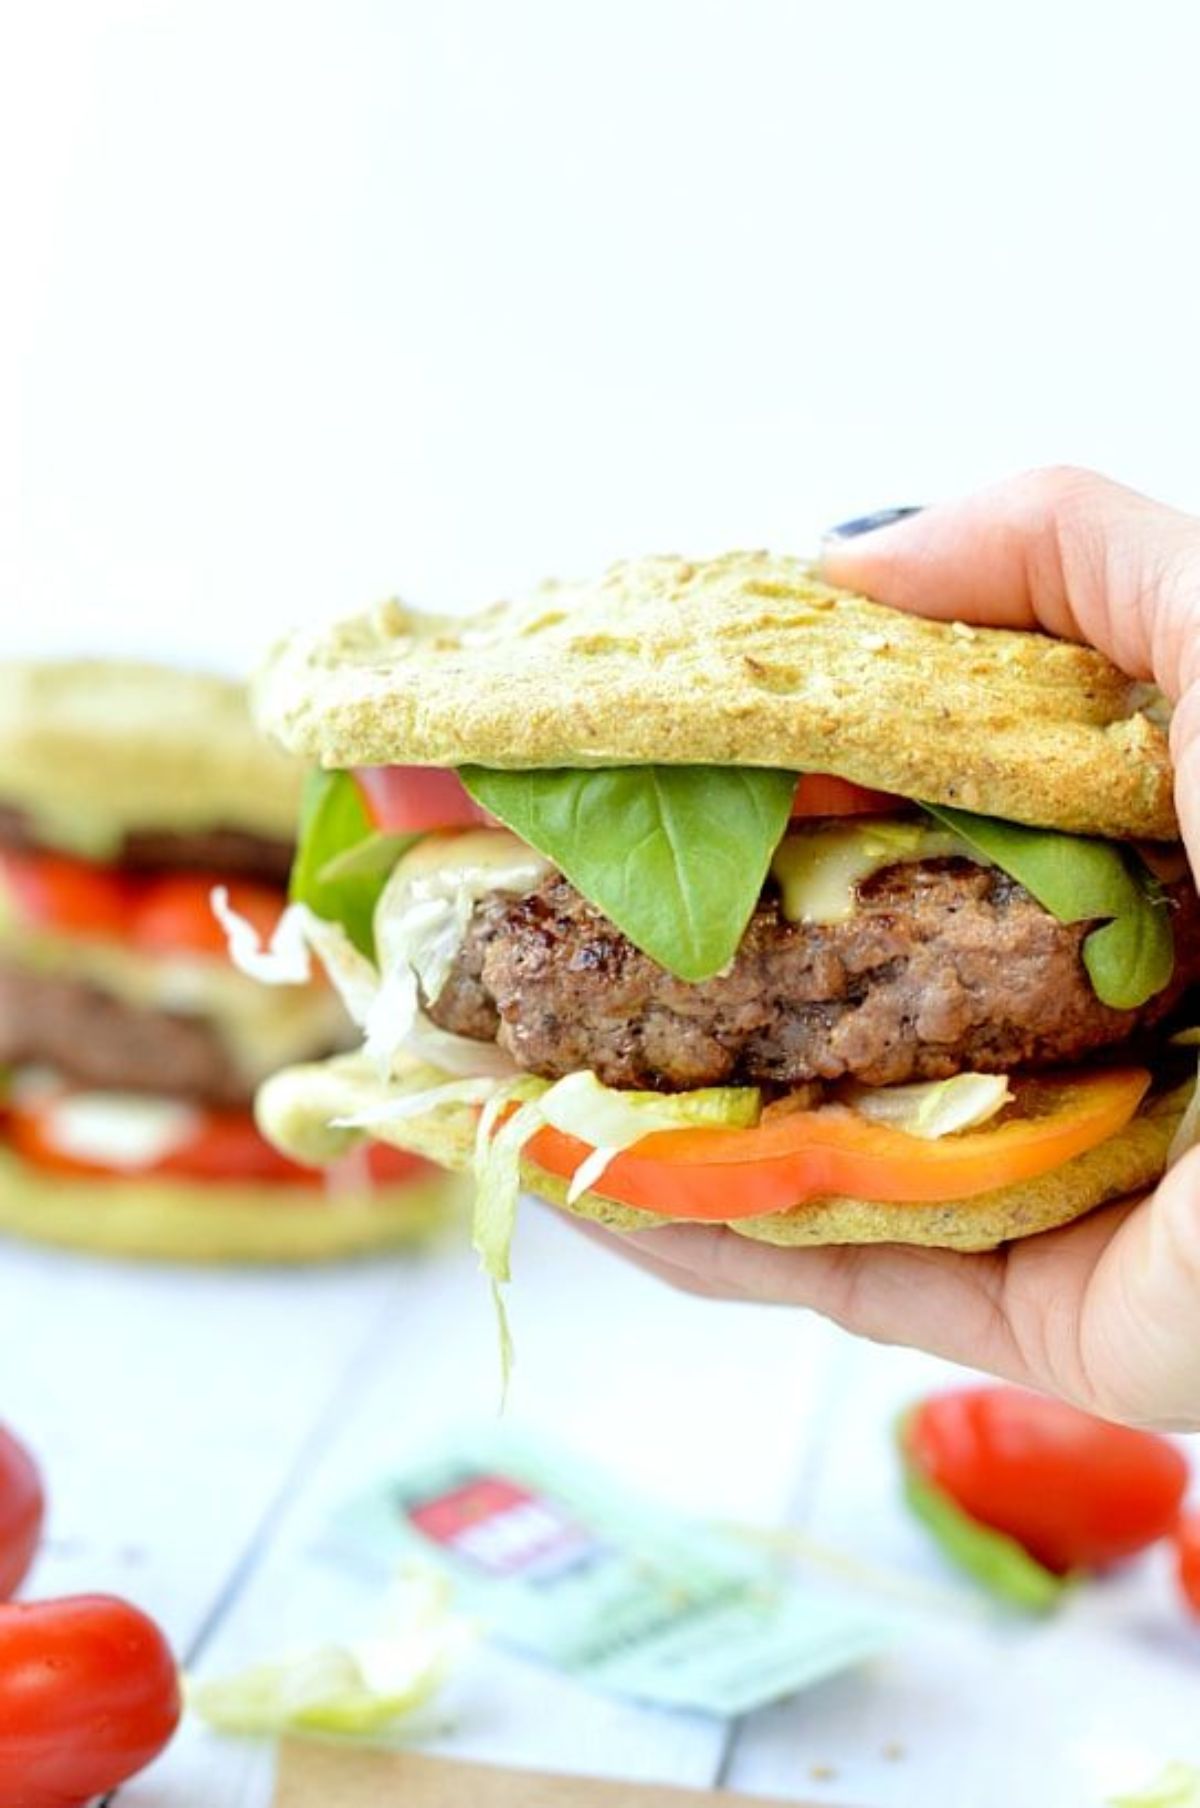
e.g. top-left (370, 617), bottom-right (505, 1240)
top-left (4, 1202), bottom-right (1198, 1808)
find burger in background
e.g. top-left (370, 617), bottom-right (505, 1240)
top-left (0, 660), bottom-right (459, 1261)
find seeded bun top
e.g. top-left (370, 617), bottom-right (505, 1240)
top-left (255, 552), bottom-right (1176, 841)
top-left (0, 659), bottom-right (305, 844)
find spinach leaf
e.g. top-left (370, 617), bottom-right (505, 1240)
top-left (459, 765), bottom-right (798, 982)
top-left (923, 804), bottom-right (1174, 1010)
top-left (289, 770), bottom-right (416, 958)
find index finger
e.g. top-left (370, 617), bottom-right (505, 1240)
top-left (821, 466), bottom-right (1200, 700)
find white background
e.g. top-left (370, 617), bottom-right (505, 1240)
top-left (3, 5), bottom-right (1200, 1806)
top-left (4, 1), bottom-right (1200, 666)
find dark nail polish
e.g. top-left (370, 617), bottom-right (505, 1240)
top-left (824, 505), bottom-right (924, 541)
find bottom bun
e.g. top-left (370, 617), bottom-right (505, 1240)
top-left (0, 1144), bottom-right (463, 1264)
top-left (257, 1055), bottom-right (1191, 1253)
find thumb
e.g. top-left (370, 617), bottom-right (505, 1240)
top-left (821, 466), bottom-right (1200, 702)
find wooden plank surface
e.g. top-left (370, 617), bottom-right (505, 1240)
top-left (1, 1202), bottom-right (1196, 1807)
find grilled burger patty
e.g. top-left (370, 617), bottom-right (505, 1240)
top-left (429, 860), bottom-right (1200, 1091)
top-left (0, 964), bottom-right (255, 1105)
top-left (0, 803), bottom-right (293, 883)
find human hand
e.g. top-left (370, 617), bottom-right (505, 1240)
top-left (587, 468), bottom-right (1200, 1430)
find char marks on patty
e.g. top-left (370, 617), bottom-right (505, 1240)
top-left (427, 861), bottom-right (1200, 1091)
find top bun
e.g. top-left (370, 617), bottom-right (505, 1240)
top-left (255, 552), bottom-right (1176, 841)
top-left (0, 660), bottom-right (305, 843)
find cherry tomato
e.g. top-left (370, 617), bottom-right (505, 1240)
top-left (0, 1594), bottom-right (180, 1808)
top-left (131, 874), bottom-right (284, 959)
top-left (0, 851), bottom-right (130, 940)
top-left (905, 1386), bottom-right (1188, 1574)
top-left (519, 1067), bottom-right (1149, 1220)
top-left (354, 766), bottom-right (494, 833)
top-left (1174, 1510), bottom-right (1200, 1617)
top-left (0, 1426), bottom-right (44, 1600)
top-left (791, 774), bottom-right (903, 817)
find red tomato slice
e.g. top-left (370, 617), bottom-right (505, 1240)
top-left (130, 874), bottom-right (284, 959)
top-left (0, 1594), bottom-right (180, 1808)
top-left (519, 1068), bottom-right (1149, 1220)
top-left (5, 1094), bottom-right (434, 1193)
top-left (0, 1427), bottom-right (44, 1603)
top-left (1175, 1511), bottom-right (1200, 1617)
top-left (354, 766), bottom-right (494, 833)
top-left (0, 851), bottom-right (130, 940)
top-left (905, 1386), bottom-right (1188, 1574)
top-left (791, 774), bottom-right (903, 817)
top-left (5, 1098), bottom-right (315, 1186)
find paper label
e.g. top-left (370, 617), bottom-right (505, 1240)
top-left (332, 1424), bottom-right (893, 1717)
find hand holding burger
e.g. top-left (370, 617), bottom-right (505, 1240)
top-left (600, 468), bottom-right (1200, 1432)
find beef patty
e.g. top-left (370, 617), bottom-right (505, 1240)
top-left (428, 860), bottom-right (1200, 1091)
top-left (0, 965), bottom-right (252, 1105)
top-left (0, 803), bottom-right (292, 884)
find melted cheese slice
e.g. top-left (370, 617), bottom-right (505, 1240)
top-left (770, 818), bottom-right (971, 924)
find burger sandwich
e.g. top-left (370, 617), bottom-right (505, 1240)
top-left (240, 554), bottom-right (1199, 1292)
top-left (0, 660), bottom-right (457, 1261)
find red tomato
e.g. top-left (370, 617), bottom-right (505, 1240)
top-left (905, 1386), bottom-right (1188, 1574)
top-left (0, 1427), bottom-right (44, 1601)
top-left (1174, 1510), bottom-right (1200, 1617)
top-left (131, 874), bottom-right (284, 959)
top-left (791, 774), bottom-right (902, 817)
top-left (0, 851), bottom-right (130, 940)
top-left (6, 1094), bottom-right (433, 1192)
top-left (354, 766), bottom-right (494, 833)
top-left (6, 1098), bottom-right (317, 1187)
top-left (519, 1068), bottom-right (1148, 1220)
top-left (0, 1594), bottom-right (180, 1808)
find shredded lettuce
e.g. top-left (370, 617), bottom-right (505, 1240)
top-left (922, 804), bottom-right (1174, 1010)
top-left (842, 1073), bottom-right (1011, 1140)
top-left (1110, 1765), bottom-right (1200, 1808)
top-left (189, 1573), bottom-right (471, 1738)
top-left (213, 890), bottom-right (380, 1023)
top-left (538, 1070), bottom-right (760, 1201)
top-left (459, 764), bottom-right (798, 983)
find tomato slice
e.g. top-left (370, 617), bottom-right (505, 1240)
top-left (520, 1068), bottom-right (1150, 1220)
top-left (0, 850), bottom-right (131, 940)
top-left (5, 1092), bottom-right (434, 1193)
top-left (791, 774), bottom-right (903, 817)
top-left (0, 851), bottom-right (286, 960)
top-left (354, 766), bottom-right (494, 833)
top-left (130, 874), bottom-right (284, 959)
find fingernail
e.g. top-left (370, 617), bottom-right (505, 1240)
top-left (824, 505), bottom-right (924, 541)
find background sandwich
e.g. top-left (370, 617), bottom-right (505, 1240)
top-left (243, 554), bottom-right (1198, 1283)
top-left (0, 659), bottom-right (458, 1261)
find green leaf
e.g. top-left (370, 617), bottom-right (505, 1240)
top-left (922, 803), bottom-right (1174, 1010)
top-left (1109, 1763), bottom-right (1200, 1807)
top-left (459, 765), bottom-right (798, 982)
top-left (289, 770), bottom-right (417, 958)
top-left (898, 1425), bottom-right (1070, 1613)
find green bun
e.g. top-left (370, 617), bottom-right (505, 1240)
top-left (0, 1143), bottom-right (465, 1265)
top-left (254, 554), bottom-right (1176, 841)
top-left (0, 659), bottom-right (305, 844)
top-left (257, 1054), bottom-right (1188, 1253)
